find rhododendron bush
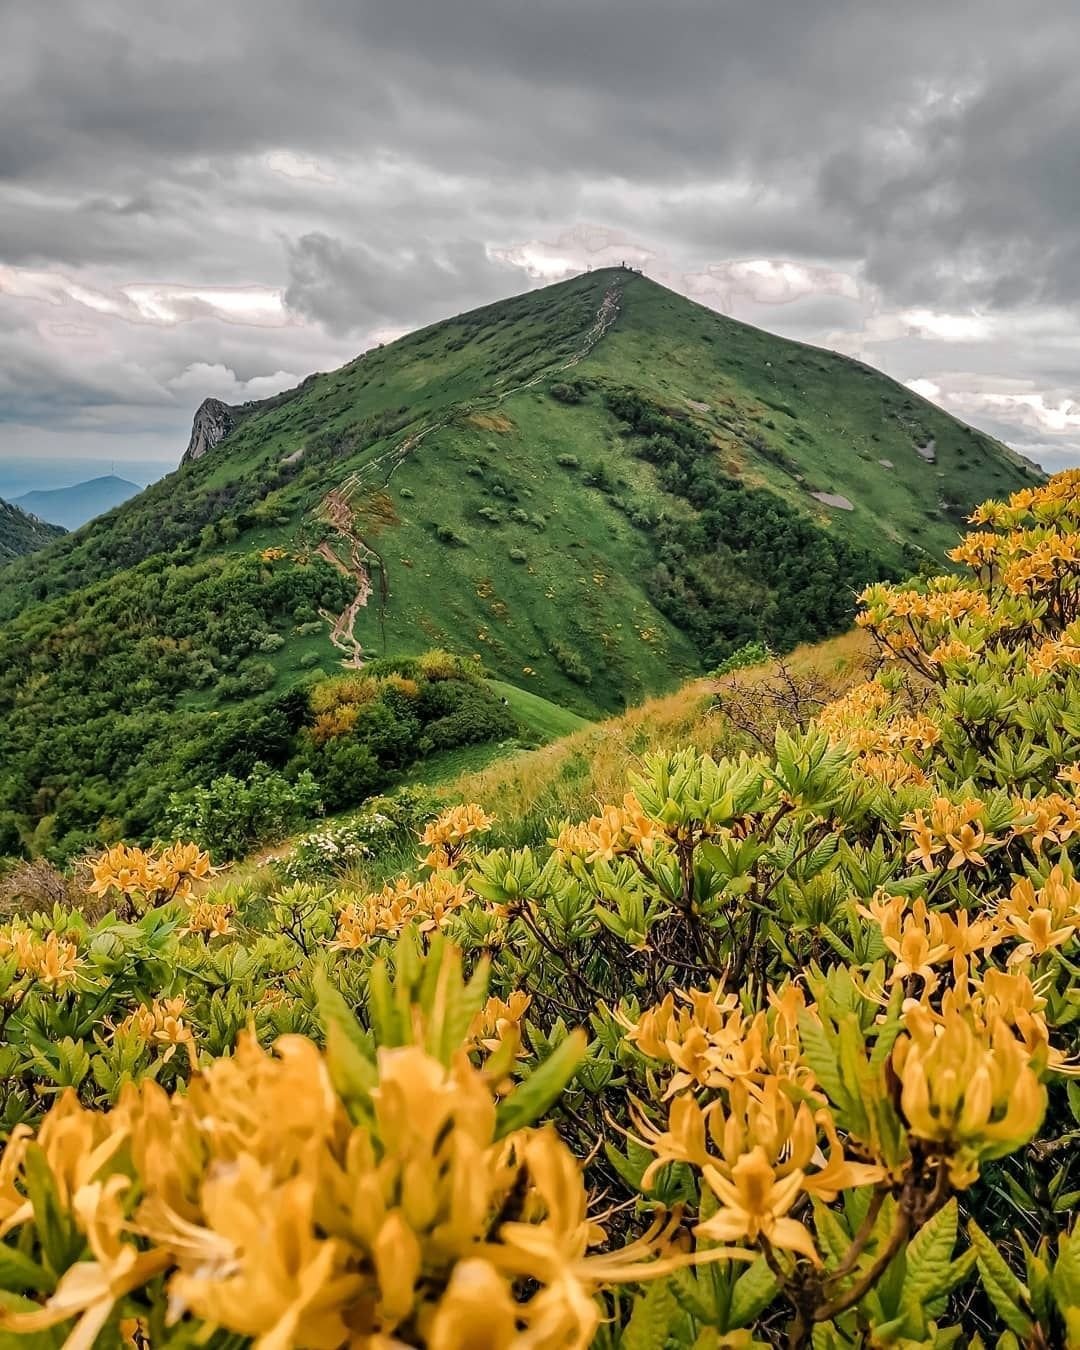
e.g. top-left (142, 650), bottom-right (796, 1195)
top-left (2, 475), bottom-right (1080, 1346)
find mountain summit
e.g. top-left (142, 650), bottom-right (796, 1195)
top-left (0, 268), bottom-right (1043, 853)
top-left (157, 266), bottom-right (1038, 681)
top-left (13, 475), bottom-right (142, 530)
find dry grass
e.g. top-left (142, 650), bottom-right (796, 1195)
top-left (0, 857), bottom-right (113, 920)
top-left (465, 411), bottom-right (515, 433)
top-left (442, 630), bottom-right (875, 838)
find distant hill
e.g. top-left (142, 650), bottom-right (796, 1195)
top-left (13, 474), bottom-right (142, 529)
top-left (0, 268), bottom-right (1044, 856)
top-left (0, 498), bottom-right (65, 563)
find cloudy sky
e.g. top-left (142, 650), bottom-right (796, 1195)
top-left (3, 0), bottom-right (1080, 486)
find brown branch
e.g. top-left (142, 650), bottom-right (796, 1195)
top-left (824, 1189), bottom-right (887, 1284)
top-left (814, 1209), bottom-right (911, 1321)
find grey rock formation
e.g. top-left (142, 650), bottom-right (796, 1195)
top-left (182, 398), bottom-right (236, 464)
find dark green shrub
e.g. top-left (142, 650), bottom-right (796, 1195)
top-left (163, 765), bottom-right (322, 860)
top-left (550, 639), bottom-right (592, 685)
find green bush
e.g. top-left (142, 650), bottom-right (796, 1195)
top-left (163, 764), bottom-right (323, 859)
top-left (711, 639), bottom-right (771, 675)
top-left (417, 684), bottom-right (517, 753)
top-left (549, 377), bottom-right (589, 404)
top-left (550, 637), bottom-right (592, 685)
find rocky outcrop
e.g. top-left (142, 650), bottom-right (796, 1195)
top-left (182, 398), bottom-right (236, 464)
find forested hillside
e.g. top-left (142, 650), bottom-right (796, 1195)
top-left (0, 498), bottom-right (65, 562)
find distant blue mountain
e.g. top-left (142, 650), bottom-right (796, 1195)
top-left (13, 475), bottom-right (142, 530)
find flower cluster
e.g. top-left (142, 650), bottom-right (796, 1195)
top-left (179, 897), bottom-right (235, 937)
top-left (419, 803), bottom-right (495, 869)
top-left (0, 925), bottom-right (81, 988)
top-left (0, 1026), bottom-right (678, 1349)
top-left (114, 996), bottom-right (196, 1067)
top-left (332, 875), bottom-right (476, 949)
top-left (626, 965), bottom-right (1049, 1266)
top-left (87, 841), bottom-right (212, 910)
top-left (902, 796), bottom-right (994, 871)
top-left (551, 792), bottom-right (661, 861)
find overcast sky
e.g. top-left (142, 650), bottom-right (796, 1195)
top-left (3, 0), bottom-right (1080, 482)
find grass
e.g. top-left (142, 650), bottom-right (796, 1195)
top-left (484, 679), bottom-right (591, 741)
top-left (425, 629), bottom-right (873, 848)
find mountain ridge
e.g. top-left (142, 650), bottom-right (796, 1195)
top-left (0, 497), bottom-right (66, 563)
top-left (0, 268), bottom-right (1046, 857)
top-left (13, 474), bottom-right (142, 530)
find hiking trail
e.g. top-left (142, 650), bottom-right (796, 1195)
top-left (314, 281), bottom-right (622, 665)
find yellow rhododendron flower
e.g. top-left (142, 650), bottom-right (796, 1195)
top-left (893, 1007), bottom-right (1045, 1187)
top-left (698, 1148), bottom-right (820, 1265)
top-left (420, 803), bottom-right (495, 869)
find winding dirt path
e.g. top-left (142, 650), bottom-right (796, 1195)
top-left (314, 280), bottom-right (623, 665)
top-left (314, 492), bottom-right (380, 667)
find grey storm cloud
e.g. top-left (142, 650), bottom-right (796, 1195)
top-left (3, 0), bottom-right (1080, 470)
top-left (284, 235), bottom-right (518, 336)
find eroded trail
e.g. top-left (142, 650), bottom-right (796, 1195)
top-left (315, 490), bottom-right (380, 667)
top-left (314, 281), bottom-right (622, 665)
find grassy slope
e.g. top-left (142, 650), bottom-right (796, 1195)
top-left (484, 680), bottom-right (590, 741)
top-left (223, 629), bottom-right (872, 892)
top-left (434, 630), bottom-right (873, 843)
top-left (586, 277), bottom-right (1039, 562)
top-left (0, 500), bottom-right (65, 563)
top-left (0, 269), bottom-right (1041, 724)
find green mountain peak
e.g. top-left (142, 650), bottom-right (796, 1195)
top-left (0, 268), bottom-right (1043, 857)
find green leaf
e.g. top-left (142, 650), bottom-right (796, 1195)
top-left (968, 1220), bottom-right (1034, 1337)
top-left (620, 1277), bottom-right (680, 1350)
top-left (729, 1256), bottom-right (780, 1327)
top-left (1051, 1226), bottom-right (1080, 1319)
top-left (495, 1029), bottom-right (587, 1138)
top-left (903, 1199), bottom-right (958, 1308)
top-left (669, 1266), bottom-right (717, 1324)
top-left (1021, 1238), bottom-right (1053, 1327)
top-left (0, 1246), bottom-right (52, 1294)
top-left (314, 968), bottom-right (376, 1114)
top-left (797, 1013), bottom-right (846, 1106)
top-left (22, 1146), bottom-right (81, 1274)
top-left (366, 956), bottom-right (400, 1048)
top-left (812, 1199), bottom-right (853, 1269)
